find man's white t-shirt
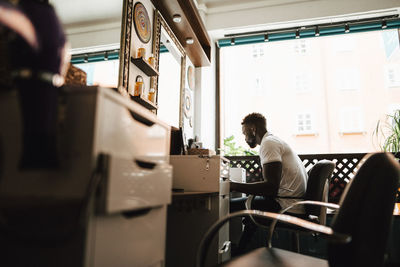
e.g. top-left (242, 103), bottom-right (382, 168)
top-left (259, 133), bottom-right (308, 214)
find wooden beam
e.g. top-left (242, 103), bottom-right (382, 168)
top-left (152, 0), bottom-right (211, 67)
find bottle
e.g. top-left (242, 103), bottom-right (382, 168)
top-left (148, 53), bottom-right (155, 67)
top-left (137, 47), bottom-right (146, 59)
top-left (134, 76), bottom-right (144, 96)
top-left (148, 87), bottom-right (155, 102)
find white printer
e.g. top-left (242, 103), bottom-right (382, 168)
top-left (0, 86), bottom-right (172, 267)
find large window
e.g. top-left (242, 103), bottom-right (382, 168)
top-left (75, 60), bottom-right (119, 88)
top-left (220, 29), bottom-right (400, 154)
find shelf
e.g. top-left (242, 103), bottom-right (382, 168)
top-left (131, 95), bottom-right (158, 110)
top-left (131, 57), bottom-right (159, 76)
top-left (152, 0), bottom-right (211, 66)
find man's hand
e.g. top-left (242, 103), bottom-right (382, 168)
top-left (228, 161), bottom-right (282, 196)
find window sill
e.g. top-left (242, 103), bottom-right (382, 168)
top-left (339, 131), bottom-right (366, 136)
top-left (294, 132), bottom-right (318, 137)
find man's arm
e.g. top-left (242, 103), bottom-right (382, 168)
top-left (230, 161), bottom-right (282, 196)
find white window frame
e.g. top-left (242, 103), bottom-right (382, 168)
top-left (295, 112), bottom-right (316, 135)
top-left (339, 107), bottom-right (365, 134)
top-left (293, 71), bottom-right (311, 93)
top-left (336, 67), bottom-right (360, 91)
top-left (331, 35), bottom-right (356, 52)
top-left (293, 39), bottom-right (308, 54)
top-left (385, 64), bottom-right (400, 88)
top-left (252, 44), bottom-right (265, 58)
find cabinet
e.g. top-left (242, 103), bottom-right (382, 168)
top-left (166, 156), bottom-right (231, 267)
top-left (0, 86), bottom-right (172, 267)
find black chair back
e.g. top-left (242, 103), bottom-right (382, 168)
top-left (328, 153), bottom-right (400, 267)
top-left (304, 160), bottom-right (335, 217)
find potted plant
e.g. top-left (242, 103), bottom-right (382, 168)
top-left (374, 109), bottom-right (400, 202)
top-left (222, 135), bottom-right (257, 156)
top-left (374, 110), bottom-right (400, 153)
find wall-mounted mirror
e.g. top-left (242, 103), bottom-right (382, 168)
top-left (153, 11), bottom-right (186, 129)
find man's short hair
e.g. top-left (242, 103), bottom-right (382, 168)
top-left (242, 113), bottom-right (267, 129)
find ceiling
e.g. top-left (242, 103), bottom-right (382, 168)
top-left (195, 0), bottom-right (314, 14)
top-left (50, 0), bottom-right (400, 38)
top-left (50, 0), bottom-right (305, 26)
top-left (50, 0), bottom-right (122, 26)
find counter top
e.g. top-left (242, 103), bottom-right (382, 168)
top-left (172, 191), bottom-right (219, 197)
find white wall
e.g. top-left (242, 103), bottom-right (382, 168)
top-left (194, 41), bottom-right (217, 151)
top-left (51, 0), bottom-right (122, 50)
top-left (66, 22), bottom-right (121, 51)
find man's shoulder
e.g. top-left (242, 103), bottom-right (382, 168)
top-left (261, 134), bottom-right (284, 146)
top-left (260, 135), bottom-right (285, 157)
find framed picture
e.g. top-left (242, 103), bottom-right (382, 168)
top-left (133, 2), bottom-right (151, 44)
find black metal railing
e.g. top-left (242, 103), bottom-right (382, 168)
top-left (226, 153), bottom-right (400, 203)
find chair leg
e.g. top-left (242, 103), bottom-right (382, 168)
top-left (291, 232), bottom-right (300, 253)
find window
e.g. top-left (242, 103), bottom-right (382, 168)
top-left (220, 29), bottom-right (400, 154)
top-left (331, 35), bottom-right (355, 52)
top-left (252, 44), bottom-right (265, 58)
top-left (293, 40), bottom-right (308, 54)
top-left (336, 68), bottom-right (360, 91)
top-left (157, 51), bottom-right (181, 128)
top-left (296, 112), bottom-right (315, 135)
top-left (385, 64), bottom-right (400, 88)
top-left (294, 72), bottom-right (311, 93)
top-left (381, 30), bottom-right (399, 59)
top-left (74, 60), bottom-right (119, 87)
top-left (339, 107), bottom-right (364, 134)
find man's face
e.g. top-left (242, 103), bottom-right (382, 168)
top-left (242, 124), bottom-right (257, 148)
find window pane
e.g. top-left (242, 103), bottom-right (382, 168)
top-left (75, 60), bottom-right (119, 87)
top-left (220, 29), bottom-right (400, 154)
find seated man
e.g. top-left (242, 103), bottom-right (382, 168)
top-left (230, 112), bottom-right (308, 254)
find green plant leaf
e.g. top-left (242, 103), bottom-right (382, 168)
top-left (375, 110), bottom-right (400, 152)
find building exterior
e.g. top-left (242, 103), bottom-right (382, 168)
top-left (221, 29), bottom-right (400, 154)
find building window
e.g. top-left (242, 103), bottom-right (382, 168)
top-left (293, 40), bottom-right (308, 54)
top-left (252, 44), bottom-right (265, 58)
top-left (220, 29), bottom-right (400, 154)
top-left (385, 65), bottom-right (400, 88)
top-left (332, 35), bottom-right (355, 52)
top-left (252, 75), bottom-right (266, 95)
top-left (340, 107), bottom-right (364, 134)
top-left (75, 60), bottom-right (119, 87)
top-left (254, 77), bottom-right (261, 89)
top-left (296, 112), bottom-right (315, 134)
top-left (336, 68), bottom-right (360, 91)
top-left (294, 72), bottom-right (311, 93)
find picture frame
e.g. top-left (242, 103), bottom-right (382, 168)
top-left (119, 0), bottom-right (156, 100)
top-left (133, 2), bottom-right (151, 44)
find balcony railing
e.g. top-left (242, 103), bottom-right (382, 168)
top-left (226, 153), bottom-right (400, 203)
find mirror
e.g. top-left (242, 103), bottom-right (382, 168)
top-left (153, 11), bottom-right (186, 128)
